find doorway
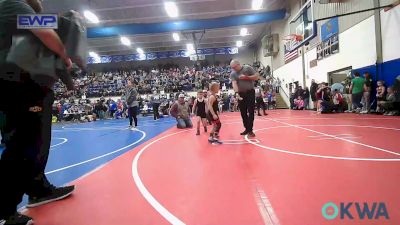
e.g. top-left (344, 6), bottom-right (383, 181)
top-left (328, 66), bottom-right (352, 85)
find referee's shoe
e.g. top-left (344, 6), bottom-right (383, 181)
top-left (26, 185), bottom-right (75, 208)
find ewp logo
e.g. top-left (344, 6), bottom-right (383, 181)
top-left (322, 202), bottom-right (389, 220)
top-left (17, 14), bottom-right (58, 29)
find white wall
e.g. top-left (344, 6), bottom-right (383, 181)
top-left (272, 56), bottom-right (303, 106)
top-left (270, 15), bottom-right (379, 84)
top-left (270, 15), bottom-right (378, 106)
top-left (256, 43), bottom-right (273, 68)
top-left (306, 16), bottom-right (377, 85)
top-left (381, 4), bottom-right (400, 62)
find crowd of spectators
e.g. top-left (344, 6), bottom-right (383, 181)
top-left (289, 73), bottom-right (400, 116)
top-left (54, 66), bottom-right (236, 100)
top-left (50, 64), bottom-right (277, 123)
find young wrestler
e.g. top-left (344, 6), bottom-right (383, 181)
top-left (192, 91), bottom-right (208, 135)
top-left (208, 83), bottom-right (222, 144)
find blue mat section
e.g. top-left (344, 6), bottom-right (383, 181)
top-left (11, 116), bottom-right (176, 208)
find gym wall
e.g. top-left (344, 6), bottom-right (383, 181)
top-left (256, 0), bottom-right (400, 105)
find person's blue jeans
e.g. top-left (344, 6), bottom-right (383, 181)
top-left (176, 118), bottom-right (193, 129)
top-left (352, 92), bottom-right (363, 109)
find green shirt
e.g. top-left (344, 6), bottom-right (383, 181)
top-left (0, 0), bottom-right (35, 66)
top-left (351, 77), bottom-right (365, 94)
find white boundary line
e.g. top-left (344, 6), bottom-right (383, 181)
top-left (252, 181), bottom-right (281, 225)
top-left (274, 117), bottom-right (400, 121)
top-left (245, 124), bottom-right (400, 161)
top-left (132, 130), bottom-right (188, 225)
top-left (223, 139), bottom-right (260, 145)
top-left (50, 137), bottom-right (68, 148)
top-left (313, 136), bottom-right (361, 141)
top-left (268, 119), bottom-right (400, 157)
top-left (45, 129), bottom-right (146, 175)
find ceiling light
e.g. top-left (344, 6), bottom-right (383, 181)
top-left (137, 48), bottom-right (144, 54)
top-left (252, 0), bottom-right (263, 10)
top-left (120, 36), bottom-right (131, 46)
top-left (240, 28), bottom-right (248, 36)
top-left (138, 53), bottom-right (146, 60)
top-left (172, 32), bottom-right (180, 41)
top-left (164, 2), bottom-right (179, 18)
top-left (83, 10), bottom-right (99, 23)
top-left (89, 51), bottom-right (98, 57)
top-left (236, 40), bottom-right (243, 47)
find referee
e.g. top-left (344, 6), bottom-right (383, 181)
top-left (230, 59), bottom-right (260, 137)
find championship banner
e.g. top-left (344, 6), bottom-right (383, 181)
top-left (112, 55), bottom-right (124, 63)
top-left (124, 54), bottom-right (135, 61)
top-left (157, 52), bottom-right (169, 59)
top-left (168, 51), bottom-right (181, 58)
top-left (146, 52), bottom-right (157, 60)
top-left (87, 47), bottom-right (239, 64)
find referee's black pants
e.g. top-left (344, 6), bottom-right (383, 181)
top-left (153, 103), bottom-right (160, 120)
top-left (0, 76), bottom-right (54, 219)
top-left (238, 89), bottom-right (256, 132)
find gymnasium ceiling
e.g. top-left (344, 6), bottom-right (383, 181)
top-left (42, 0), bottom-right (288, 55)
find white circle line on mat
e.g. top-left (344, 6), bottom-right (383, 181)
top-left (132, 130), bottom-right (188, 225)
top-left (245, 125), bottom-right (400, 162)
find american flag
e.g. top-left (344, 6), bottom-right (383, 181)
top-left (284, 38), bottom-right (300, 63)
top-left (284, 49), bottom-right (299, 63)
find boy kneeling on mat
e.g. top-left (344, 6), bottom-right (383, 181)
top-left (208, 83), bottom-right (222, 145)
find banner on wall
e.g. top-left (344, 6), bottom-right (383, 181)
top-left (87, 47), bottom-right (239, 64)
top-left (112, 55), bottom-right (124, 63)
top-left (317, 34), bottom-right (339, 60)
top-left (157, 52), bottom-right (169, 59)
top-left (320, 17), bottom-right (339, 41)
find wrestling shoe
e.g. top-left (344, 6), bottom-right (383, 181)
top-left (212, 140), bottom-right (223, 145)
top-left (1, 212), bottom-right (33, 225)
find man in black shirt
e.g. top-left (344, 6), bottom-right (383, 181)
top-left (310, 79), bottom-right (318, 110)
top-left (0, 0), bottom-right (74, 224)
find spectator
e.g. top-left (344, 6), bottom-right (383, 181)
top-left (332, 89), bottom-right (344, 113)
top-left (255, 85), bottom-right (267, 116)
top-left (320, 83), bottom-right (333, 114)
top-left (377, 87), bottom-right (398, 116)
top-left (350, 72), bottom-right (364, 113)
top-left (170, 94), bottom-right (193, 129)
top-left (375, 80), bottom-right (386, 114)
top-left (109, 100), bottom-right (117, 118)
top-left (343, 74), bottom-right (353, 113)
top-left (310, 79), bottom-right (318, 110)
top-left (125, 80), bottom-right (139, 130)
top-left (152, 96), bottom-right (161, 121)
top-left (294, 96), bottom-right (305, 110)
top-left (361, 72), bottom-right (373, 114)
top-left (303, 87), bottom-right (310, 110)
top-left (316, 83), bottom-right (323, 112)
